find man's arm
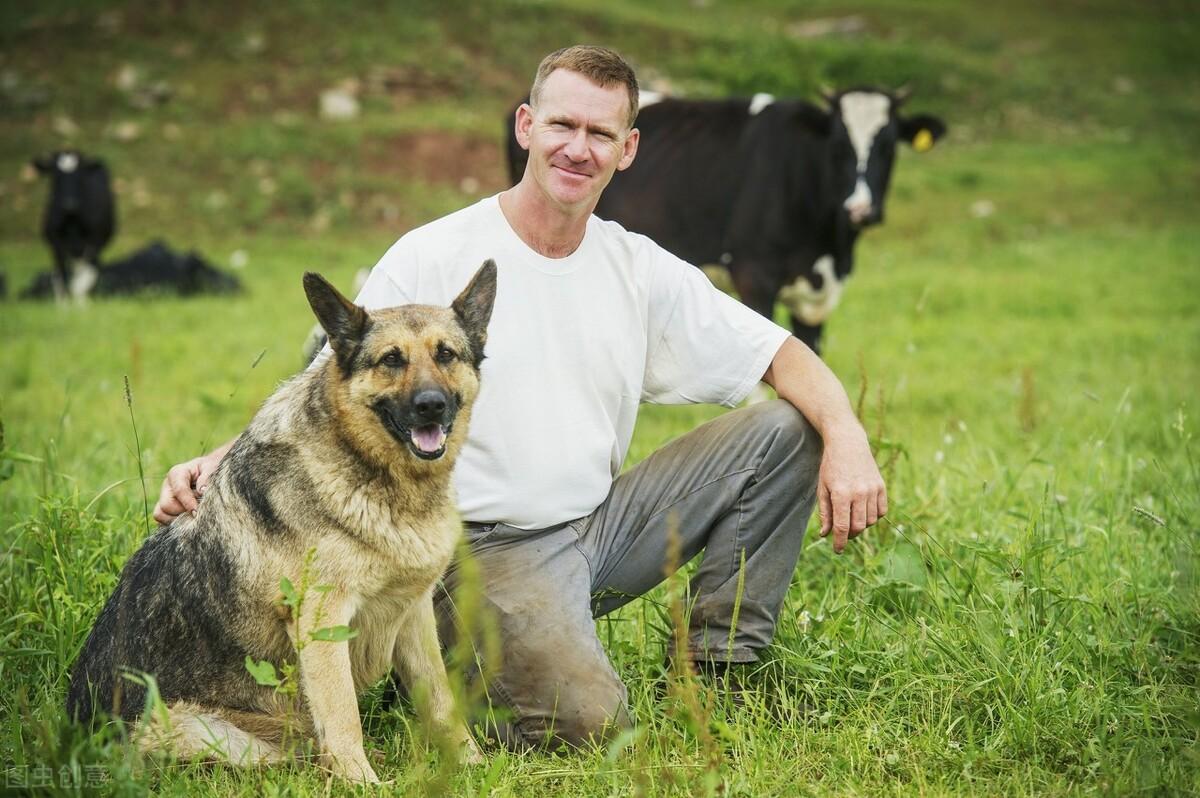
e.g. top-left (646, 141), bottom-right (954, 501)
top-left (761, 337), bottom-right (887, 553)
top-left (152, 437), bottom-right (235, 524)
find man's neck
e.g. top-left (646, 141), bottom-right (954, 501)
top-left (498, 181), bottom-right (594, 259)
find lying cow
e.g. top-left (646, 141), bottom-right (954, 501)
top-left (21, 240), bottom-right (242, 300)
top-left (506, 88), bottom-right (945, 354)
top-left (32, 150), bottom-right (116, 303)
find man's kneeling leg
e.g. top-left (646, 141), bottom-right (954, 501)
top-left (435, 522), bottom-right (632, 751)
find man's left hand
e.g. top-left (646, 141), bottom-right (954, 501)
top-left (816, 427), bottom-right (887, 553)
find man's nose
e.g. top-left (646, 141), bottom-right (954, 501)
top-left (563, 128), bottom-right (589, 162)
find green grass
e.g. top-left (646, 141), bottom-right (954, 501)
top-left (2, 0), bottom-right (1198, 795)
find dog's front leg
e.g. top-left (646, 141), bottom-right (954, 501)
top-left (297, 590), bottom-right (378, 782)
top-left (393, 590), bottom-right (483, 764)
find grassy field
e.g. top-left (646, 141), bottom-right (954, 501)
top-left (2, 0), bottom-right (1198, 795)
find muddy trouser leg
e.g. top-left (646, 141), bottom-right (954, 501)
top-left (434, 521), bottom-right (631, 750)
top-left (433, 400), bottom-right (821, 749)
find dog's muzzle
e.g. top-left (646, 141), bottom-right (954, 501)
top-left (372, 390), bottom-right (457, 461)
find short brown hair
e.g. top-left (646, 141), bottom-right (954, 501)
top-left (529, 45), bottom-right (640, 129)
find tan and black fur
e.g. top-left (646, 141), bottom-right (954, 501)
top-left (67, 260), bottom-right (497, 782)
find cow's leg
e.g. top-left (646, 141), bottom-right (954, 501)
top-left (50, 246), bottom-right (70, 304)
top-left (792, 319), bottom-right (824, 356)
top-left (728, 266), bottom-right (783, 403)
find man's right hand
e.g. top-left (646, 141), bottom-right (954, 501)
top-left (152, 442), bottom-right (232, 525)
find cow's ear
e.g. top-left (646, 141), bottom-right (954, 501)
top-left (303, 272), bottom-right (371, 369)
top-left (794, 103), bottom-right (834, 137)
top-left (32, 154), bottom-right (53, 174)
top-left (899, 114), bottom-right (947, 153)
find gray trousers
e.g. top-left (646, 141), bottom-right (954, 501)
top-left (433, 400), bottom-right (822, 750)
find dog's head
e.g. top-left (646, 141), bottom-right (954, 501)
top-left (303, 260), bottom-right (497, 468)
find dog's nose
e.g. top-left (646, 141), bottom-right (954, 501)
top-left (412, 390), bottom-right (448, 421)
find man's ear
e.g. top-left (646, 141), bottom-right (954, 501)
top-left (303, 272), bottom-right (370, 371)
top-left (451, 259), bottom-right (498, 369)
top-left (514, 102), bottom-right (534, 151)
top-left (898, 113), bottom-right (947, 152)
top-left (617, 127), bottom-right (639, 172)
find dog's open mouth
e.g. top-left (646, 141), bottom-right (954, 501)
top-left (407, 423), bottom-right (449, 460)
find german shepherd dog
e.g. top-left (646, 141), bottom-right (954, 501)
top-left (67, 260), bottom-right (497, 782)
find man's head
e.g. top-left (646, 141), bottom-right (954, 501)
top-left (530, 46), bottom-right (639, 129)
top-left (514, 45), bottom-right (641, 212)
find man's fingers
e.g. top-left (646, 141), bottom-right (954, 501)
top-left (849, 494), bottom-right (866, 536)
top-left (832, 490), bottom-right (851, 553)
top-left (864, 491), bottom-right (880, 528)
top-left (818, 486), bottom-right (832, 537)
top-left (165, 464), bottom-right (200, 513)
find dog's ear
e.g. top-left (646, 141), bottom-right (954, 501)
top-left (31, 154), bottom-right (53, 174)
top-left (451, 259), bottom-right (497, 369)
top-left (303, 272), bottom-right (370, 370)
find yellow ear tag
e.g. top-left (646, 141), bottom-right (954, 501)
top-left (913, 129), bottom-right (934, 152)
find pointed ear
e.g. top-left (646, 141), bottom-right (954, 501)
top-left (303, 272), bottom-right (370, 371)
top-left (451, 259), bottom-right (498, 368)
top-left (898, 113), bottom-right (947, 152)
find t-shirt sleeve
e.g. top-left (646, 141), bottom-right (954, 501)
top-left (642, 247), bottom-right (791, 407)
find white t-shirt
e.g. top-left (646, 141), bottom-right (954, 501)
top-left (352, 195), bottom-right (790, 529)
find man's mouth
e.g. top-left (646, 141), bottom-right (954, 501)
top-left (552, 164), bottom-right (591, 179)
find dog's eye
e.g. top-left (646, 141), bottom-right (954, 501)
top-left (380, 350), bottom-right (406, 368)
top-left (435, 345), bottom-right (457, 364)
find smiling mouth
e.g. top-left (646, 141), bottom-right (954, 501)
top-left (552, 164), bottom-right (591, 178)
top-left (400, 422), bottom-right (450, 460)
top-left (373, 402), bottom-right (452, 461)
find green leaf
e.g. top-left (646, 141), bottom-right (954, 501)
top-left (279, 577), bottom-right (299, 607)
top-left (310, 625), bottom-right (359, 643)
top-left (245, 656), bottom-right (281, 686)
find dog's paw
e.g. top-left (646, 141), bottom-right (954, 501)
top-left (460, 734), bottom-right (485, 766)
top-left (324, 749), bottom-right (380, 783)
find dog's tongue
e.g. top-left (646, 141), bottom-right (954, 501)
top-left (411, 424), bottom-right (447, 453)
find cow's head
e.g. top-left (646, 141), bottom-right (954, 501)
top-left (822, 88), bottom-right (946, 229)
top-left (31, 150), bottom-right (108, 214)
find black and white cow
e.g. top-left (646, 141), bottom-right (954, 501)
top-left (20, 240), bottom-right (242, 300)
top-left (506, 87), bottom-right (945, 354)
top-left (32, 150), bottom-right (116, 302)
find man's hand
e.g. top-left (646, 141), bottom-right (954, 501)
top-left (761, 336), bottom-right (888, 554)
top-left (152, 441), bottom-right (233, 525)
top-left (817, 427), bottom-right (887, 554)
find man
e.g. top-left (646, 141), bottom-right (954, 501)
top-left (154, 46), bottom-right (886, 750)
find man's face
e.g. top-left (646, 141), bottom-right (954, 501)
top-left (515, 69), bottom-right (639, 212)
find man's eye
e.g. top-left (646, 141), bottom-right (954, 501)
top-left (381, 350), bottom-right (406, 367)
top-left (435, 346), bottom-right (456, 364)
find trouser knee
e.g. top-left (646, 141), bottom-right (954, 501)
top-left (503, 677), bottom-right (631, 751)
top-left (739, 399), bottom-right (819, 459)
